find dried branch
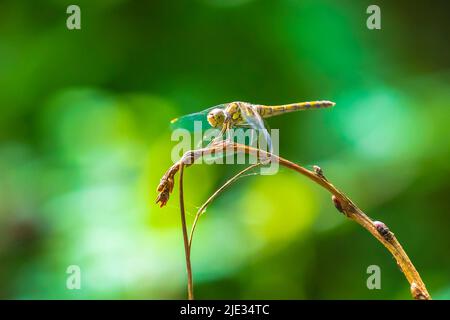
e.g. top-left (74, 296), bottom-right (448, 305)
top-left (178, 162), bottom-right (194, 300)
top-left (157, 142), bottom-right (431, 300)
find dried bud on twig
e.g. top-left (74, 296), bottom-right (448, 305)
top-left (373, 221), bottom-right (394, 242)
top-left (411, 282), bottom-right (430, 300)
top-left (332, 195), bottom-right (344, 214)
top-left (313, 165), bottom-right (327, 180)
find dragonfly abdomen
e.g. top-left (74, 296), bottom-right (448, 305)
top-left (259, 100), bottom-right (335, 118)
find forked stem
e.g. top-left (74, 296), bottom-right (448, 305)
top-left (163, 142), bottom-right (430, 300)
top-left (188, 163), bottom-right (262, 252)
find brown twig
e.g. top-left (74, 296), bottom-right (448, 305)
top-left (178, 162), bottom-right (194, 300)
top-left (158, 142), bottom-right (431, 300)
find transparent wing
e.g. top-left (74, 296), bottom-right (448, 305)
top-left (237, 104), bottom-right (273, 153)
top-left (170, 107), bottom-right (215, 132)
top-left (170, 104), bottom-right (226, 148)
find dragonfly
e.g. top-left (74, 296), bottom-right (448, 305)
top-left (170, 100), bottom-right (335, 151)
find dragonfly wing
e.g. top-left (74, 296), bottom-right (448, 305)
top-left (170, 104), bottom-right (228, 132)
top-left (170, 104), bottom-right (227, 148)
top-left (170, 109), bottom-right (211, 132)
top-left (238, 104), bottom-right (273, 152)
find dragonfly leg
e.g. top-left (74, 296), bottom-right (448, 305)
top-left (211, 122), bottom-right (230, 146)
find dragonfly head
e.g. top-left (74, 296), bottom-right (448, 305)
top-left (207, 108), bottom-right (226, 128)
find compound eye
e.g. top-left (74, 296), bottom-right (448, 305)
top-left (207, 112), bottom-right (217, 127)
top-left (207, 109), bottom-right (225, 128)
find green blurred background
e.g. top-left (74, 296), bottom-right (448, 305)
top-left (0, 0), bottom-right (449, 299)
